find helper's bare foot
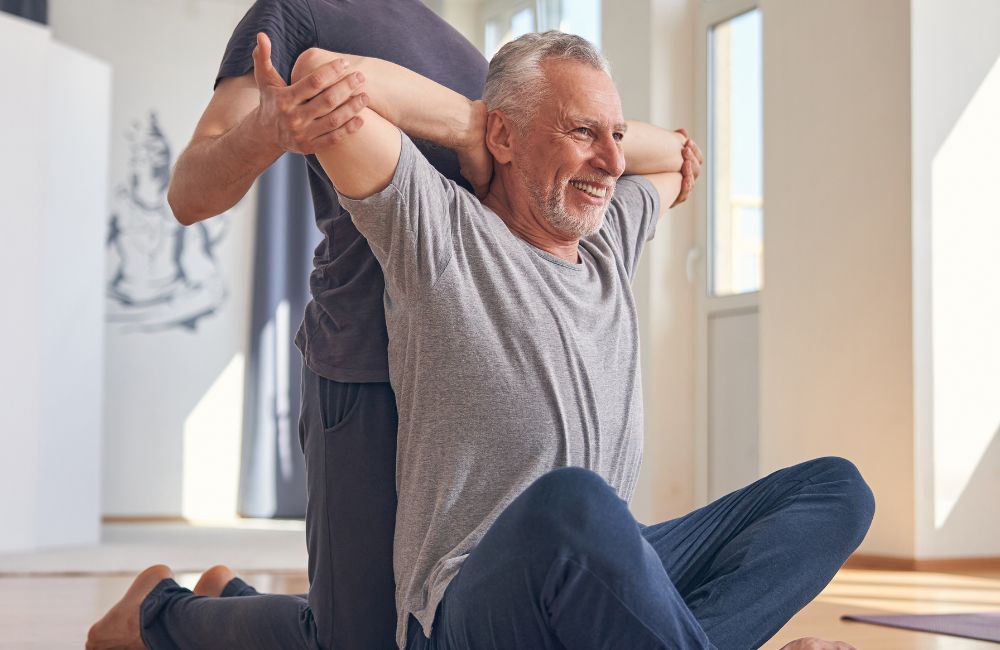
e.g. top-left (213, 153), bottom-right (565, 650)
top-left (193, 564), bottom-right (237, 597)
top-left (86, 564), bottom-right (173, 650)
top-left (780, 638), bottom-right (858, 650)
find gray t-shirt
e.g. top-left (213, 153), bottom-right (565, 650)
top-left (339, 135), bottom-right (660, 648)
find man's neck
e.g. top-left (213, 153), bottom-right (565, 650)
top-left (481, 180), bottom-right (581, 265)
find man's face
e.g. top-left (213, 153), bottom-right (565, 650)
top-left (512, 59), bottom-right (627, 238)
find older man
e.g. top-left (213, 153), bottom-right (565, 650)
top-left (91, 32), bottom-right (872, 650)
top-left (292, 32), bottom-right (873, 650)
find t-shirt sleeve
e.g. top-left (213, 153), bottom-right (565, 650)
top-left (336, 134), bottom-right (457, 301)
top-left (600, 175), bottom-right (661, 280)
top-left (215, 0), bottom-right (316, 87)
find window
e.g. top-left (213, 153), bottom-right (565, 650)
top-left (709, 9), bottom-right (763, 296)
top-left (483, 1), bottom-right (601, 59)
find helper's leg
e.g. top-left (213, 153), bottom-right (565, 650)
top-left (88, 565), bottom-right (319, 650)
top-left (642, 456), bottom-right (875, 650)
top-left (423, 467), bottom-right (716, 650)
top-left (300, 370), bottom-right (398, 650)
top-left (93, 368), bottom-right (398, 650)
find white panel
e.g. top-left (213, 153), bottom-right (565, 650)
top-left (912, 0), bottom-right (1000, 558)
top-left (708, 310), bottom-right (758, 499)
top-left (50, 0), bottom-right (257, 517)
top-left (34, 42), bottom-right (111, 548)
top-left (0, 12), bottom-right (47, 553)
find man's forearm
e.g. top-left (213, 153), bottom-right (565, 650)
top-left (293, 49), bottom-right (479, 153)
top-left (168, 112), bottom-right (283, 225)
top-left (623, 121), bottom-right (686, 175)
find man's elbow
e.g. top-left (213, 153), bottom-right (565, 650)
top-left (167, 182), bottom-right (202, 226)
top-left (291, 48), bottom-right (342, 85)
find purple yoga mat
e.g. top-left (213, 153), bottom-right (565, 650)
top-left (842, 611), bottom-right (1000, 643)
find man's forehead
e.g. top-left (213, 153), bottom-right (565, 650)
top-left (540, 60), bottom-right (624, 125)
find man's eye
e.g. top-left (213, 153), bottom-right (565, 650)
top-left (613, 132), bottom-right (624, 142)
top-left (574, 127), bottom-right (592, 137)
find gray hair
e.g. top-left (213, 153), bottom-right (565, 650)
top-left (483, 31), bottom-right (611, 132)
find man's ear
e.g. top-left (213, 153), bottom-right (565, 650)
top-left (485, 111), bottom-right (515, 165)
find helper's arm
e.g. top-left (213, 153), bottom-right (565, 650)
top-left (167, 34), bottom-right (368, 224)
top-left (288, 47), bottom-right (490, 199)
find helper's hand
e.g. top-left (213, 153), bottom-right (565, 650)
top-left (252, 33), bottom-right (368, 154)
top-left (780, 637), bottom-right (859, 650)
top-left (457, 100), bottom-right (493, 199)
top-left (670, 128), bottom-right (705, 208)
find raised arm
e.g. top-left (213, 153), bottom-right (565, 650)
top-left (623, 122), bottom-right (704, 213)
top-left (289, 46), bottom-right (490, 199)
top-left (167, 34), bottom-right (368, 225)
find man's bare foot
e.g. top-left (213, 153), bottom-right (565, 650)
top-left (86, 564), bottom-right (174, 650)
top-left (193, 564), bottom-right (237, 597)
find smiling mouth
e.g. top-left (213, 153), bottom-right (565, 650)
top-left (569, 180), bottom-right (609, 199)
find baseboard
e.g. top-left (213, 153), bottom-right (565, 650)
top-left (846, 553), bottom-right (1000, 572)
top-left (101, 515), bottom-right (188, 524)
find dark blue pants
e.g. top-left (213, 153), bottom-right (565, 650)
top-left (407, 459), bottom-right (874, 650)
top-left (140, 368), bottom-right (398, 650)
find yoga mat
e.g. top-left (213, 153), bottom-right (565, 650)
top-left (842, 611), bottom-right (1000, 643)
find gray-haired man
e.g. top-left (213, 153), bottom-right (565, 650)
top-left (293, 32), bottom-right (874, 650)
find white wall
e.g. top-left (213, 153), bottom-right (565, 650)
top-left (50, 0), bottom-right (257, 519)
top-left (0, 13), bottom-right (109, 552)
top-left (758, 0), bottom-right (915, 556)
top-left (604, 0), bottom-right (699, 523)
top-left (912, 0), bottom-right (1000, 558)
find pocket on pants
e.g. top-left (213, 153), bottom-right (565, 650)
top-left (319, 378), bottom-right (363, 433)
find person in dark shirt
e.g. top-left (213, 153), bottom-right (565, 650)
top-left (90, 2), bottom-right (487, 649)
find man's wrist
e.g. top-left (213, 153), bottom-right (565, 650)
top-left (452, 100), bottom-right (487, 154)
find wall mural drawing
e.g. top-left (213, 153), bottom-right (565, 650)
top-left (106, 112), bottom-right (231, 332)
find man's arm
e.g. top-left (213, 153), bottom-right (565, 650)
top-left (623, 123), bottom-right (704, 214)
top-left (288, 47), bottom-right (490, 199)
top-left (167, 33), bottom-right (368, 225)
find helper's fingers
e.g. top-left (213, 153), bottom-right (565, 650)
top-left (252, 32), bottom-right (286, 89)
top-left (308, 115), bottom-right (365, 151)
top-left (300, 93), bottom-right (369, 147)
top-left (288, 58), bottom-right (353, 105)
top-left (300, 71), bottom-right (366, 122)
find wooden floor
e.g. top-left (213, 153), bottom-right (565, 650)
top-left (2, 567), bottom-right (998, 648)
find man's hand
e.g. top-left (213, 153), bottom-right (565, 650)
top-left (456, 100), bottom-right (492, 198)
top-left (670, 128), bottom-right (704, 208)
top-left (780, 637), bottom-right (858, 650)
top-left (252, 32), bottom-right (369, 155)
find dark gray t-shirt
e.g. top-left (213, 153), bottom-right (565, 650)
top-left (217, 0), bottom-right (487, 382)
top-left (340, 135), bottom-right (661, 647)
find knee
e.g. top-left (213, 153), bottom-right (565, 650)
top-left (510, 468), bottom-right (631, 546)
top-left (812, 456), bottom-right (876, 542)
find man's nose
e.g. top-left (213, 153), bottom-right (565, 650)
top-left (593, 133), bottom-right (625, 178)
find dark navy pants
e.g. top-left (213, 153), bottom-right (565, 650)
top-left (407, 458), bottom-right (874, 650)
top-left (140, 372), bottom-right (873, 650)
top-left (140, 367), bottom-right (399, 650)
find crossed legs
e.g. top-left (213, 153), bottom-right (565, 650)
top-left (415, 457), bottom-right (874, 650)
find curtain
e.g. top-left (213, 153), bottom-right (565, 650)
top-left (1, 0), bottom-right (46, 24)
top-left (238, 153), bottom-right (319, 518)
